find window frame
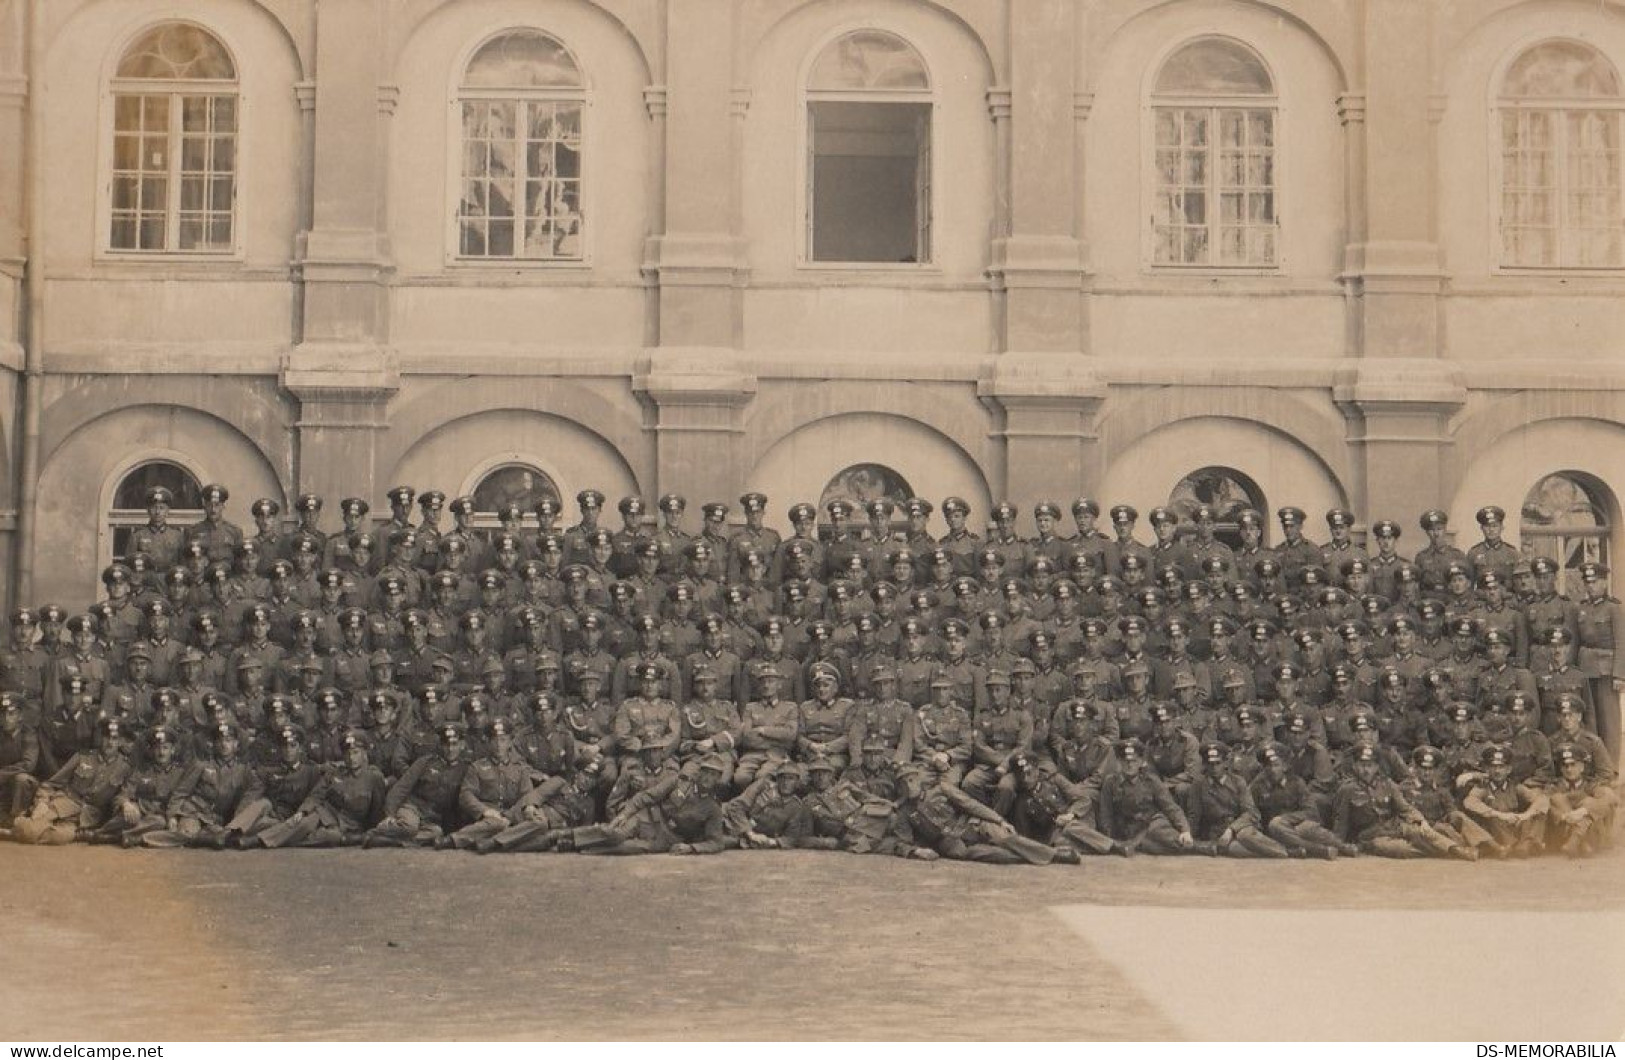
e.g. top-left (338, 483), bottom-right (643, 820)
top-left (1521, 471), bottom-right (1614, 597)
top-left (97, 21), bottom-right (244, 263)
top-left (797, 27), bottom-right (938, 271)
top-left (459, 452), bottom-right (570, 532)
top-left (1143, 35), bottom-right (1284, 274)
top-left (1492, 39), bottom-right (1625, 274)
top-left (446, 29), bottom-right (591, 270)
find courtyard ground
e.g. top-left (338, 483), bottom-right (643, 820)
top-left (3, 844), bottom-right (1623, 1041)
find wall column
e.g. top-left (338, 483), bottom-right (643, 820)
top-left (286, 0), bottom-right (396, 505)
top-left (990, 0), bottom-right (1088, 355)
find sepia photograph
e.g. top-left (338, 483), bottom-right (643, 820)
top-left (0, 0), bottom-right (1622, 1047)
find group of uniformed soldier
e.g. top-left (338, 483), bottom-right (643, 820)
top-left (0, 483), bottom-right (1619, 863)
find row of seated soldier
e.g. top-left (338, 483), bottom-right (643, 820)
top-left (0, 484), bottom-right (1618, 861)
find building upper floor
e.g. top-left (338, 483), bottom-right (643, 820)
top-left (3, 0), bottom-right (1625, 370)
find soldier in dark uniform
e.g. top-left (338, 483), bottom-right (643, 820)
top-left (606, 495), bottom-right (648, 580)
top-left (723, 492), bottom-right (776, 584)
top-left (1574, 561), bottom-right (1624, 759)
top-left (1146, 507), bottom-right (1188, 582)
top-left (1545, 743), bottom-right (1618, 858)
top-left (2, 608), bottom-right (48, 708)
top-left (271, 729), bottom-right (388, 848)
top-left (247, 497), bottom-right (286, 572)
top-left (186, 484), bottom-right (244, 566)
top-left (675, 663), bottom-right (740, 786)
top-left (0, 693), bottom-right (41, 826)
top-left (1096, 738), bottom-right (1194, 856)
top-left (322, 498), bottom-right (372, 574)
top-left (934, 496), bottom-right (979, 578)
top-left (1027, 501), bottom-right (1068, 567)
top-left (899, 768), bottom-right (1061, 865)
top-left (1464, 505), bottom-right (1517, 587)
top-left (365, 723), bottom-right (471, 848)
top-left (724, 760), bottom-right (813, 849)
top-left (444, 718), bottom-right (535, 850)
top-left (1249, 740), bottom-right (1350, 858)
top-left (1414, 509), bottom-right (1468, 594)
top-left (961, 669), bottom-right (1030, 816)
top-left (1332, 744), bottom-right (1470, 859)
top-left (13, 716), bottom-right (133, 845)
top-left (129, 486), bottom-right (186, 572)
top-left (1461, 745), bottom-right (1549, 857)
top-left (612, 663), bottom-right (680, 773)
top-left (98, 726), bottom-right (190, 847)
top-left (1183, 741), bottom-right (1288, 858)
top-left (1536, 627), bottom-right (1594, 736)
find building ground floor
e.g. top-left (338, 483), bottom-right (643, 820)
top-left (2, 355), bottom-right (1622, 610)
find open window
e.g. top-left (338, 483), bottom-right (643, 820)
top-left (805, 30), bottom-right (932, 264)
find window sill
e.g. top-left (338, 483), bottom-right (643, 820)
top-left (797, 260), bottom-right (939, 273)
top-left (1490, 266), bottom-right (1625, 280)
top-left (445, 257), bottom-right (592, 271)
top-left (95, 250), bottom-right (245, 267)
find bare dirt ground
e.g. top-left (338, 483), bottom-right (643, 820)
top-left (4, 844), bottom-right (1622, 1041)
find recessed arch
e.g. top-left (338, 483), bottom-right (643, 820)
top-left (1100, 387), bottom-right (1352, 496)
top-left (745, 411), bottom-right (992, 536)
top-left (742, 380), bottom-right (993, 483)
top-left (393, 0), bottom-right (653, 88)
top-left (387, 407), bottom-right (641, 513)
top-left (40, 381), bottom-right (294, 501)
top-left (382, 377), bottom-right (649, 497)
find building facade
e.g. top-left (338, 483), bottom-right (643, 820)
top-left (0, 0), bottom-right (1622, 610)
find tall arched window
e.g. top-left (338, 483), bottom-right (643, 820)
top-left (1498, 40), bottom-right (1623, 268)
top-left (109, 22), bottom-right (238, 253)
top-left (1169, 466), bottom-right (1268, 549)
top-left (819, 463), bottom-right (913, 538)
top-left (805, 30), bottom-right (932, 264)
top-left (1522, 471), bottom-right (1613, 595)
top-left (108, 460), bottom-right (205, 562)
top-left (1151, 37), bottom-right (1277, 268)
top-left (456, 30), bottom-right (585, 261)
top-left (471, 462), bottom-right (561, 529)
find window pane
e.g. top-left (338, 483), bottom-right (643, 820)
top-left (180, 176), bottom-right (205, 209)
top-left (1503, 40), bottom-right (1620, 98)
top-left (178, 217), bottom-right (204, 249)
top-left (110, 216), bottom-right (137, 249)
top-left (808, 30), bottom-right (929, 91)
top-left (472, 465), bottom-right (560, 515)
top-left (1156, 38), bottom-right (1273, 95)
top-left (117, 22), bottom-right (236, 80)
top-left (139, 214), bottom-right (166, 250)
top-left (463, 30), bottom-right (582, 89)
top-left (488, 219), bottom-right (514, 256)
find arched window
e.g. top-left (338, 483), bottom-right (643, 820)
top-left (1521, 471), bottom-right (1613, 595)
top-left (471, 462), bottom-right (561, 528)
top-left (819, 463), bottom-right (913, 539)
top-left (1151, 37), bottom-right (1277, 268)
top-left (108, 460), bottom-right (205, 562)
top-left (1498, 40), bottom-right (1624, 268)
top-left (109, 22), bottom-right (238, 253)
top-left (456, 30), bottom-right (585, 261)
top-left (805, 30), bottom-right (932, 264)
top-left (1169, 466), bottom-right (1268, 550)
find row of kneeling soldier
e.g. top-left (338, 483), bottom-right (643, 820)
top-left (0, 485), bottom-right (1618, 862)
